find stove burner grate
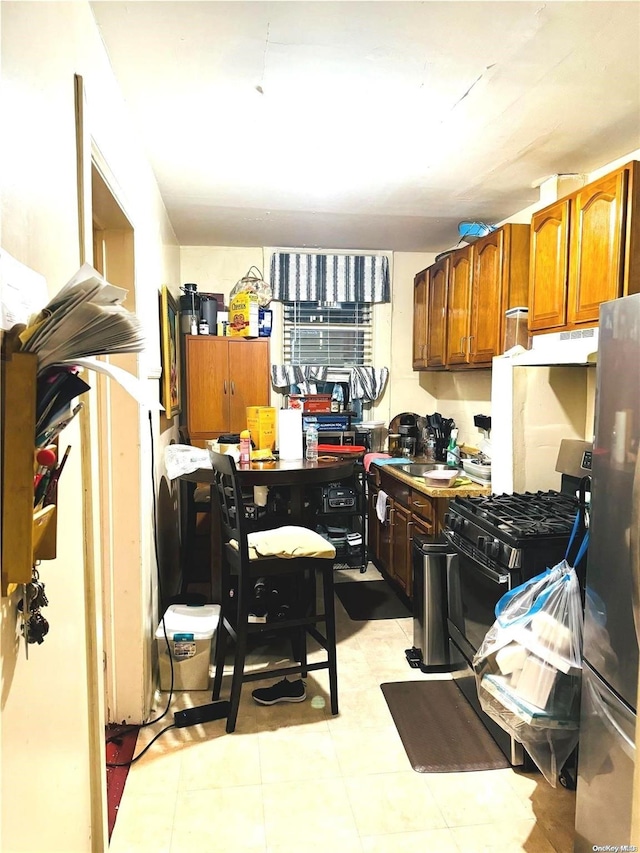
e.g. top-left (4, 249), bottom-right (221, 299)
top-left (453, 490), bottom-right (579, 540)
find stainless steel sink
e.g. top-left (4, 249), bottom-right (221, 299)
top-left (399, 463), bottom-right (450, 476)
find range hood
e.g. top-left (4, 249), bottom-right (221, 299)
top-left (506, 327), bottom-right (599, 366)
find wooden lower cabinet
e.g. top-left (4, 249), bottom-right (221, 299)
top-left (367, 470), bottom-right (446, 604)
top-left (390, 500), bottom-right (411, 596)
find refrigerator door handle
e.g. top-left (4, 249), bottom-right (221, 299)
top-left (587, 673), bottom-right (636, 761)
top-left (630, 449), bottom-right (640, 646)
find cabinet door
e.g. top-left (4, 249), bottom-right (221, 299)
top-left (568, 169), bottom-right (627, 326)
top-left (412, 269), bottom-right (428, 369)
top-left (446, 247), bottom-right (473, 366)
top-left (227, 339), bottom-right (270, 433)
top-left (186, 336), bottom-right (230, 437)
top-left (426, 257), bottom-right (449, 368)
top-left (367, 483), bottom-right (380, 565)
top-left (528, 200), bottom-right (570, 331)
top-left (390, 501), bottom-right (411, 595)
top-left (378, 497), bottom-right (392, 576)
top-left (470, 230), bottom-right (504, 364)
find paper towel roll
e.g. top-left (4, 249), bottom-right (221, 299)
top-left (278, 409), bottom-right (303, 460)
top-left (253, 485), bottom-right (269, 506)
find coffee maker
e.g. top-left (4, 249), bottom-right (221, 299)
top-left (398, 414), bottom-right (420, 458)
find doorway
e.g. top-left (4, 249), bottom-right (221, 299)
top-left (91, 163), bottom-right (147, 724)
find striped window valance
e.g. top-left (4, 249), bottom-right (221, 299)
top-left (270, 252), bottom-right (390, 303)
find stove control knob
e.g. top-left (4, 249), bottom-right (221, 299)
top-left (488, 539), bottom-right (501, 559)
top-left (477, 535), bottom-right (486, 551)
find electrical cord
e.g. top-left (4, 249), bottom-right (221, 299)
top-left (106, 410), bottom-right (176, 764)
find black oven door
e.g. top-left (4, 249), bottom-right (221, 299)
top-left (445, 542), bottom-right (525, 766)
top-left (446, 547), bottom-right (513, 663)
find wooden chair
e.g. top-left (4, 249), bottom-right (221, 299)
top-left (209, 449), bottom-right (339, 733)
top-left (178, 427), bottom-right (212, 595)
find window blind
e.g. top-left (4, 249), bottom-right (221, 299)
top-left (283, 301), bottom-right (373, 368)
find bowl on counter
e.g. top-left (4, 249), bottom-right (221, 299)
top-left (422, 468), bottom-right (461, 488)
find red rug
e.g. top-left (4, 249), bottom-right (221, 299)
top-left (105, 724), bottom-right (139, 839)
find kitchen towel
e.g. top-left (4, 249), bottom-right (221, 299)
top-left (270, 365), bottom-right (328, 390)
top-left (376, 490), bottom-right (388, 523)
top-left (348, 366), bottom-right (389, 402)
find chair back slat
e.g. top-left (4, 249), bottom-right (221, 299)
top-left (209, 450), bottom-right (250, 565)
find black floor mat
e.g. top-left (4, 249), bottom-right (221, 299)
top-left (335, 580), bottom-right (411, 620)
top-left (381, 680), bottom-right (510, 772)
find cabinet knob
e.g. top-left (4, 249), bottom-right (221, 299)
top-left (230, 381), bottom-right (235, 395)
top-left (224, 380), bottom-right (228, 394)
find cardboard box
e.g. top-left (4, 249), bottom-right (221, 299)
top-left (228, 292), bottom-right (259, 337)
top-left (246, 406), bottom-right (276, 450)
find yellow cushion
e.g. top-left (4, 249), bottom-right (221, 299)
top-left (229, 526), bottom-right (336, 560)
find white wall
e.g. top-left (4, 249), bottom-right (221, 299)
top-left (1, 3), bottom-right (180, 851)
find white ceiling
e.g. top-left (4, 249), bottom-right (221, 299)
top-left (90, 1), bottom-right (640, 253)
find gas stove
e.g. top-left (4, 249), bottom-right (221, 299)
top-left (444, 490), bottom-right (579, 576)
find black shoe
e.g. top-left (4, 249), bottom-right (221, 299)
top-left (251, 678), bottom-right (306, 705)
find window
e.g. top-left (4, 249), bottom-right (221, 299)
top-left (282, 301), bottom-right (373, 367)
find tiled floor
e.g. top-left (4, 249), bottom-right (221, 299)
top-left (110, 568), bottom-right (576, 853)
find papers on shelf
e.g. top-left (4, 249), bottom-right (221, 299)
top-left (19, 262), bottom-right (145, 372)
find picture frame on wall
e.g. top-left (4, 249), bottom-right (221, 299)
top-left (160, 286), bottom-right (181, 417)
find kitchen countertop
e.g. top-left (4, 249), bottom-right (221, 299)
top-left (372, 460), bottom-right (492, 499)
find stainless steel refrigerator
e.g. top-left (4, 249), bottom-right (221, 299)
top-left (574, 294), bottom-right (639, 850)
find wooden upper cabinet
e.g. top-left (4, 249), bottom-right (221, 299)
top-left (185, 336), bottom-right (270, 443)
top-left (529, 199), bottom-right (570, 331)
top-left (529, 161), bottom-right (640, 334)
top-left (463, 224), bottom-right (529, 367)
top-left (412, 269), bottom-right (428, 369)
top-left (426, 256), bottom-right (449, 368)
top-left (446, 247), bottom-right (473, 366)
top-left (568, 169), bottom-right (627, 326)
top-left (470, 230), bottom-right (504, 364)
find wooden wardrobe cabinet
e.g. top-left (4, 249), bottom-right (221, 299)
top-left (185, 336), bottom-right (270, 445)
top-left (412, 268), bottom-right (428, 369)
top-left (529, 161), bottom-right (640, 333)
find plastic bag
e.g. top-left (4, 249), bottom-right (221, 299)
top-left (229, 266), bottom-right (272, 307)
top-left (472, 559), bottom-right (585, 786)
top-left (164, 444), bottom-right (211, 480)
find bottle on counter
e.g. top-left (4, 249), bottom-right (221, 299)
top-left (239, 429), bottom-right (252, 464)
top-left (446, 428), bottom-right (460, 468)
top-left (424, 429), bottom-right (436, 462)
top-left (305, 423), bottom-right (319, 462)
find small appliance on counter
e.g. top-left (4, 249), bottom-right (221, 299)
top-left (354, 421), bottom-right (386, 452)
top-left (388, 412), bottom-right (425, 458)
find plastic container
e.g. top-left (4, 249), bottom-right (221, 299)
top-left (305, 424), bottom-right (319, 461)
top-left (239, 430), bottom-right (252, 464)
top-left (155, 604), bottom-right (220, 690)
top-left (504, 307), bottom-right (530, 351)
